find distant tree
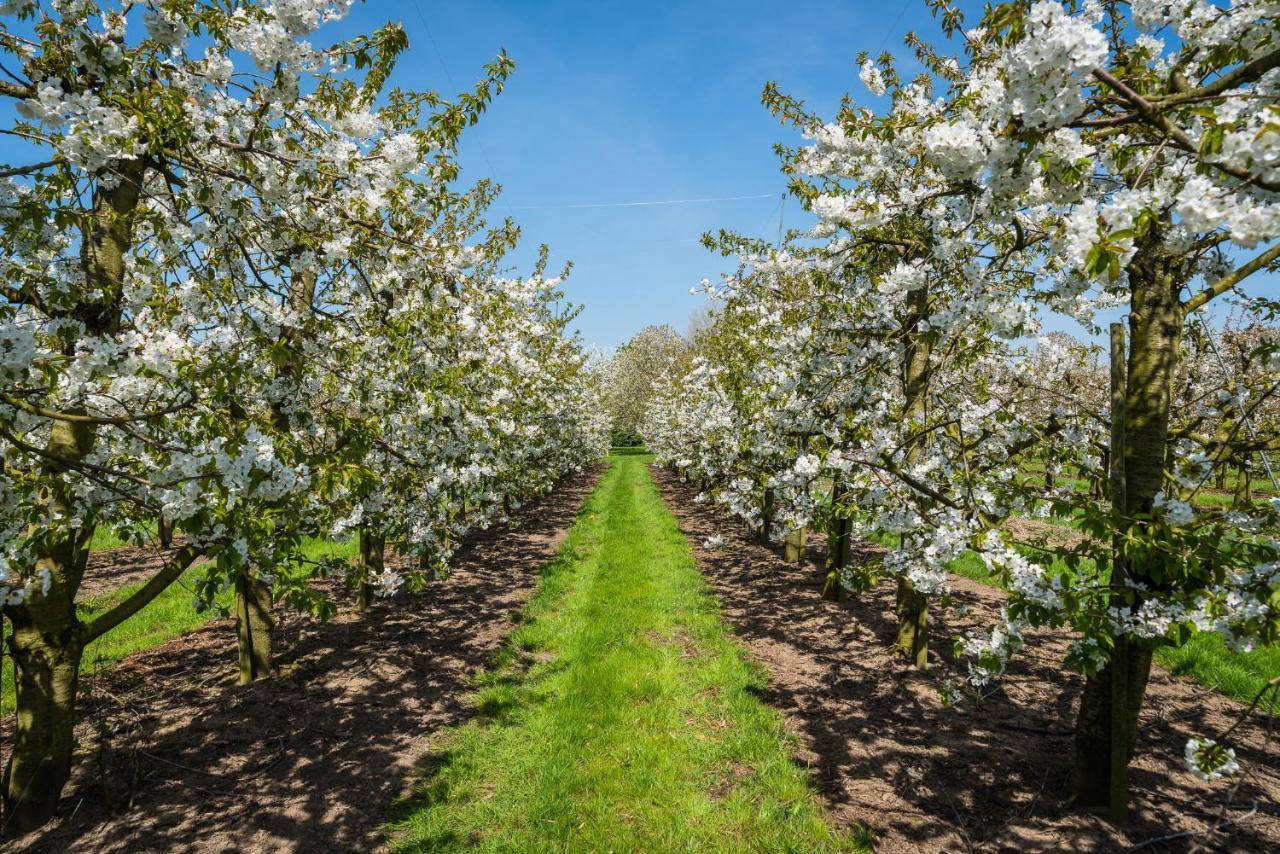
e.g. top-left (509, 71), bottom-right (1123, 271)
top-left (602, 326), bottom-right (690, 445)
top-left (685, 303), bottom-right (721, 347)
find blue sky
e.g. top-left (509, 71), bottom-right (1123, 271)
top-left (348, 0), bottom-right (936, 349)
top-left (2, 2), bottom-right (1269, 347)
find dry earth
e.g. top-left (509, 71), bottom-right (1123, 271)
top-left (5, 466), bottom-right (601, 853)
top-left (651, 464), bottom-right (1280, 853)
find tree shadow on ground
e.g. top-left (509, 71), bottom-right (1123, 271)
top-left (650, 465), bottom-right (1280, 853)
top-left (5, 467), bottom-right (603, 853)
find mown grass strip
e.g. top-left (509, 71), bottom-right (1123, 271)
top-left (390, 453), bottom-right (864, 852)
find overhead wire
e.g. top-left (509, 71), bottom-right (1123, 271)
top-left (409, 0), bottom-right (517, 221)
top-left (511, 193), bottom-right (777, 211)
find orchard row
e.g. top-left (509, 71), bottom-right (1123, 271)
top-left (0, 0), bottom-right (608, 835)
top-left (644, 0), bottom-right (1280, 822)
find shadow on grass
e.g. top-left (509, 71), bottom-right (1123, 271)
top-left (383, 514), bottom-right (593, 849)
top-left (9, 468), bottom-right (604, 854)
top-left (610, 445), bottom-right (651, 456)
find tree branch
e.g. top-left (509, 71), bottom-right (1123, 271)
top-left (0, 80), bottom-right (31, 99)
top-left (1092, 68), bottom-right (1280, 192)
top-left (82, 544), bottom-right (213, 642)
top-left (0, 159), bottom-right (60, 179)
top-left (1184, 242), bottom-right (1280, 313)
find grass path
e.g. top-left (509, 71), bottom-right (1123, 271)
top-left (390, 453), bottom-right (861, 852)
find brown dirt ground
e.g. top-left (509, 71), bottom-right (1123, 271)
top-left (651, 465), bottom-right (1280, 854)
top-left (78, 540), bottom-right (205, 601)
top-left (5, 466), bottom-right (601, 853)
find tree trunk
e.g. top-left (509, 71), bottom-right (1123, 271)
top-left (896, 284), bottom-right (932, 667)
top-left (1106, 323), bottom-right (1130, 822)
top-left (356, 527), bottom-right (384, 611)
top-left (3, 554), bottom-right (87, 835)
top-left (895, 579), bottom-right (929, 668)
top-left (1096, 448), bottom-right (1109, 499)
top-left (1233, 461), bottom-right (1252, 509)
top-left (2, 161), bottom-right (144, 834)
top-left (1072, 645), bottom-right (1154, 805)
top-left (784, 528), bottom-right (807, 563)
top-left (1073, 233), bottom-right (1185, 809)
top-left (823, 514), bottom-right (850, 601)
top-left (759, 487), bottom-right (775, 544)
top-left (235, 571), bottom-right (274, 684)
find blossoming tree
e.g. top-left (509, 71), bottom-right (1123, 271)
top-left (0, 0), bottom-right (606, 833)
top-left (647, 0), bottom-right (1280, 821)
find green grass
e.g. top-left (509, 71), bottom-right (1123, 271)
top-left (1155, 634), bottom-right (1280, 714)
top-left (89, 526), bottom-right (137, 551)
top-left (389, 453), bottom-right (865, 852)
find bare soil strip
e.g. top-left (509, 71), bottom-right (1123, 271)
top-left (6, 467), bottom-right (601, 853)
top-left (650, 465), bottom-right (1280, 853)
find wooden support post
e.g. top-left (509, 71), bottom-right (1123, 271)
top-left (1109, 322), bottom-right (1129, 824)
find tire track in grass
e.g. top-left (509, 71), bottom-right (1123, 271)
top-left (389, 453), bottom-right (868, 852)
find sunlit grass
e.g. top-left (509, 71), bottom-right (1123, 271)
top-left (389, 453), bottom-right (867, 852)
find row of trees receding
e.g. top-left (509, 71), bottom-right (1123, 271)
top-left (645, 0), bottom-right (1280, 823)
top-left (0, 1), bottom-right (609, 835)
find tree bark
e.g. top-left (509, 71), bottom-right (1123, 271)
top-left (1072, 646), bottom-right (1154, 806)
top-left (1233, 461), bottom-right (1252, 509)
top-left (759, 487), bottom-right (775, 544)
top-left (1073, 233), bottom-right (1185, 809)
top-left (784, 528), bottom-right (807, 563)
top-left (895, 578), bottom-right (929, 668)
top-left (235, 572), bottom-right (274, 684)
top-left (2, 561), bottom-right (86, 836)
top-left (356, 527), bottom-right (384, 611)
top-left (823, 515), bottom-right (850, 601)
